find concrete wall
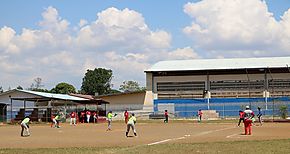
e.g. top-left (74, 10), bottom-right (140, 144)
top-left (100, 92), bottom-right (146, 105)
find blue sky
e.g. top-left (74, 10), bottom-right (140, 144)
top-left (0, 0), bottom-right (290, 91)
top-left (2, 0), bottom-right (288, 49)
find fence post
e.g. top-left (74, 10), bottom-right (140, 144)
top-left (272, 98), bottom-right (274, 122)
top-left (223, 103), bottom-right (225, 119)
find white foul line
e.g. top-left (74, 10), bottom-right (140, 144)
top-left (226, 133), bottom-right (238, 138)
top-left (147, 127), bottom-right (235, 146)
top-left (148, 139), bottom-right (172, 146)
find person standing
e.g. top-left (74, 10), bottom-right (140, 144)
top-left (86, 110), bottom-right (91, 123)
top-left (198, 109), bottom-right (203, 122)
top-left (124, 110), bottom-right (129, 124)
top-left (126, 113), bottom-right (137, 137)
top-left (70, 111), bottom-right (77, 126)
top-left (243, 106), bottom-right (255, 135)
top-left (50, 115), bottom-right (55, 128)
top-left (20, 116), bottom-right (30, 137)
top-left (80, 111), bottom-right (85, 123)
top-left (164, 110), bottom-right (168, 123)
top-left (93, 111), bottom-right (98, 123)
top-left (237, 110), bottom-right (245, 127)
top-left (257, 107), bottom-right (263, 126)
top-left (107, 111), bottom-right (113, 131)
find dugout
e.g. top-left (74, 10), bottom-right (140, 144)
top-left (0, 89), bottom-right (109, 122)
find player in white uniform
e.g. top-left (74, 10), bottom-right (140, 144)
top-left (126, 113), bottom-right (137, 137)
top-left (243, 106), bottom-right (255, 135)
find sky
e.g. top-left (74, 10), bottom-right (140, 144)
top-left (0, 0), bottom-right (290, 91)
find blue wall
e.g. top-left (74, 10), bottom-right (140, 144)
top-left (154, 97), bottom-right (290, 117)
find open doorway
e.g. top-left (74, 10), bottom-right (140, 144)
top-left (0, 103), bottom-right (7, 122)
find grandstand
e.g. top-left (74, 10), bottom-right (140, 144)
top-left (145, 57), bottom-right (290, 118)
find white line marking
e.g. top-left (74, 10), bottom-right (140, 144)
top-left (176, 137), bottom-right (185, 140)
top-left (195, 127), bottom-right (234, 136)
top-left (226, 133), bottom-right (238, 138)
top-left (147, 126), bottom-right (235, 146)
top-left (148, 139), bottom-right (172, 145)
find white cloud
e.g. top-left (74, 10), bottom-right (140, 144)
top-left (78, 19), bottom-right (88, 27)
top-left (76, 7), bottom-right (171, 53)
top-left (0, 6), bottom-right (177, 90)
top-left (183, 0), bottom-right (290, 57)
top-left (39, 6), bottom-right (70, 33)
top-left (0, 26), bottom-right (15, 50)
top-left (167, 47), bottom-right (199, 60)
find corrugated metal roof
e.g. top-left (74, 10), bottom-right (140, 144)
top-left (145, 57), bottom-right (290, 72)
top-left (18, 89), bottom-right (89, 101)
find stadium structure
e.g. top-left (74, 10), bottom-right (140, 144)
top-left (145, 57), bottom-right (290, 118)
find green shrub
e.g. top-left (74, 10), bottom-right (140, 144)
top-left (279, 105), bottom-right (288, 119)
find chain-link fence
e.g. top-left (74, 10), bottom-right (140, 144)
top-left (154, 97), bottom-right (290, 119)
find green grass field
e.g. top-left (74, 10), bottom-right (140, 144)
top-left (1, 139), bottom-right (289, 154)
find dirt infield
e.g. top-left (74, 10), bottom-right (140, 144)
top-left (0, 121), bottom-right (289, 149)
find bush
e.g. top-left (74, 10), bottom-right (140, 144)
top-left (279, 105), bottom-right (288, 119)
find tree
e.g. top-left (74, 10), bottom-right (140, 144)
top-left (29, 77), bottom-right (49, 92)
top-left (108, 89), bottom-right (122, 94)
top-left (16, 85), bottom-right (23, 90)
top-left (279, 105), bottom-right (288, 119)
top-left (119, 80), bottom-right (145, 92)
top-left (51, 82), bottom-right (76, 94)
top-left (81, 68), bottom-right (113, 95)
top-left (31, 77), bottom-right (44, 89)
top-left (30, 77), bottom-right (44, 90)
top-left (0, 86), bottom-right (3, 93)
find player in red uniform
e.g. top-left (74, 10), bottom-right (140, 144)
top-left (86, 110), bottom-right (91, 123)
top-left (80, 111), bottom-right (85, 123)
top-left (243, 106), bottom-right (255, 135)
top-left (93, 111), bottom-right (98, 123)
top-left (164, 110), bottom-right (168, 123)
top-left (50, 115), bottom-right (55, 127)
top-left (198, 109), bottom-right (203, 122)
top-left (124, 110), bottom-right (129, 124)
top-left (70, 111), bottom-right (77, 126)
top-left (237, 110), bottom-right (245, 127)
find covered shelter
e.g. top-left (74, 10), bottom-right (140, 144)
top-left (0, 89), bottom-right (108, 122)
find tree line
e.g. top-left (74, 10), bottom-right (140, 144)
top-left (0, 68), bottom-right (145, 95)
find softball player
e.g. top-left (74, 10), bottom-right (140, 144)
top-left (53, 114), bottom-right (61, 128)
top-left (243, 106), bottom-right (255, 135)
top-left (257, 107), bottom-right (263, 126)
top-left (107, 111), bottom-right (113, 131)
top-left (20, 116), bottom-right (30, 137)
top-left (126, 113), bottom-right (137, 137)
top-left (70, 111), bottom-right (77, 126)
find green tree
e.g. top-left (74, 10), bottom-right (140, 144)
top-left (16, 85), bottom-right (23, 90)
top-left (0, 86), bottom-right (3, 93)
top-left (108, 89), bottom-right (122, 94)
top-left (81, 68), bottom-right (113, 95)
top-left (279, 105), bottom-right (288, 119)
top-left (51, 82), bottom-right (76, 94)
top-left (119, 80), bottom-right (145, 92)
